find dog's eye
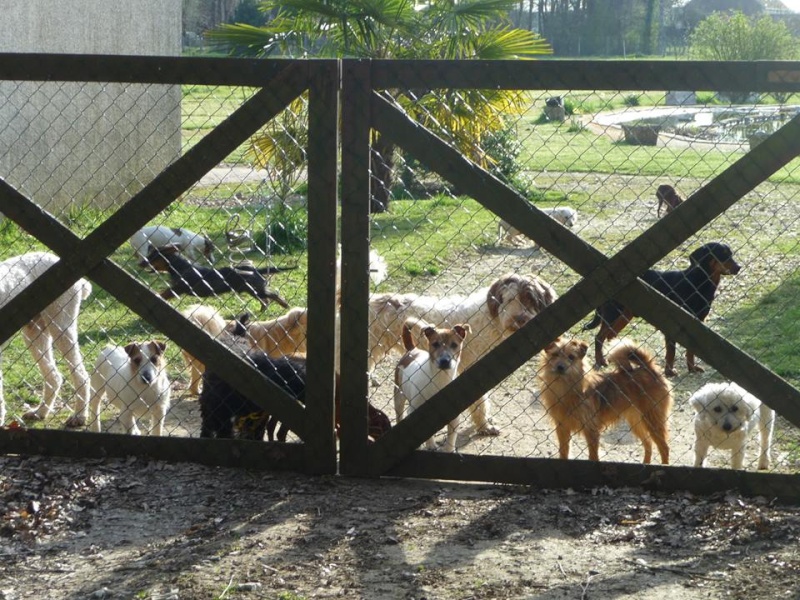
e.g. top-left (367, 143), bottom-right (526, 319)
top-left (449, 342), bottom-right (459, 350)
top-left (713, 406), bottom-right (722, 413)
top-left (430, 341), bottom-right (441, 350)
top-left (567, 354), bottom-right (575, 361)
top-left (150, 356), bottom-right (159, 365)
top-left (731, 405), bottom-right (738, 412)
top-left (132, 357), bottom-right (142, 366)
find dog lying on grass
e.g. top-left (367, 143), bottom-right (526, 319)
top-left (497, 206), bottom-right (578, 246)
top-left (143, 245), bottom-right (291, 310)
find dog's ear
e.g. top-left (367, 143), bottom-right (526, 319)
top-left (150, 340), bottom-right (168, 354)
top-left (689, 394), bottom-right (704, 413)
top-left (577, 341), bottom-right (588, 357)
top-left (124, 342), bottom-right (140, 358)
top-left (543, 338), bottom-right (561, 353)
top-left (453, 324), bottom-right (471, 340)
top-left (237, 312), bottom-right (252, 325)
top-left (422, 326), bottom-right (437, 340)
top-left (486, 277), bottom-right (511, 318)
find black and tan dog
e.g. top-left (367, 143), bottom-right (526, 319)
top-left (583, 242), bottom-right (741, 376)
top-left (143, 245), bottom-right (291, 310)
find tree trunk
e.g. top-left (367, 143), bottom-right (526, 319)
top-left (370, 135), bottom-right (395, 213)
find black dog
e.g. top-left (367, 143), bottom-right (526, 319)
top-left (583, 242), bottom-right (741, 376)
top-left (199, 353), bottom-right (393, 442)
top-left (656, 184), bottom-right (684, 217)
top-left (143, 245), bottom-right (291, 310)
top-left (199, 352), bottom-right (306, 441)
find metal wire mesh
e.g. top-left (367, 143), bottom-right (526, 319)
top-left (1, 62), bottom-right (799, 484)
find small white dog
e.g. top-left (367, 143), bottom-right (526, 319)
top-left (0, 252), bottom-right (92, 426)
top-left (130, 225), bottom-right (215, 264)
top-left (87, 340), bottom-right (171, 436)
top-left (394, 319), bottom-right (470, 452)
top-left (497, 206), bottom-right (578, 246)
top-left (690, 382), bottom-right (775, 470)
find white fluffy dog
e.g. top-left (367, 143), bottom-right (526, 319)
top-left (370, 273), bottom-right (557, 434)
top-left (130, 225), bottom-right (215, 264)
top-left (498, 206), bottom-right (578, 246)
top-left (87, 340), bottom-right (171, 436)
top-left (0, 252), bottom-right (92, 426)
top-left (394, 319), bottom-right (470, 452)
top-left (690, 382), bottom-right (775, 470)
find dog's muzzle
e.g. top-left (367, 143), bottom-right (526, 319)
top-left (436, 355), bottom-right (455, 370)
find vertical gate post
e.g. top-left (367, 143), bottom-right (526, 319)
top-left (339, 60), bottom-right (373, 476)
top-left (305, 61), bottom-right (341, 474)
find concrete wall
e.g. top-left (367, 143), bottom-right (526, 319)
top-left (0, 1), bottom-right (182, 213)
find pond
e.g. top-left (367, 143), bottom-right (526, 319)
top-left (592, 105), bottom-right (800, 147)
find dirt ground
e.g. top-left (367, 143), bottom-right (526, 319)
top-left (1, 454), bottom-right (800, 600)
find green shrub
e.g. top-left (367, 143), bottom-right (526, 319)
top-left (253, 202), bottom-right (308, 255)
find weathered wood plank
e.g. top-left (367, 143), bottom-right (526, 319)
top-left (370, 59), bottom-right (800, 93)
top-left (0, 428), bottom-right (305, 472)
top-left (339, 60), bottom-right (373, 476)
top-left (0, 53), bottom-right (321, 86)
top-left (382, 453), bottom-right (800, 504)
top-left (304, 62), bottom-right (340, 474)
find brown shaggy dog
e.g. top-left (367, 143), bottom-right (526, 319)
top-left (537, 337), bottom-right (673, 464)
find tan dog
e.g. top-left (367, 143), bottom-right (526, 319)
top-left (371, 273), bottom-right (557, 435)
top-left (233, 307), bottom-right (308, 357)
top-left (394, 319), bottom-right (470, 452)
top-left (179, 304), bottom-right (240, 395)
top-left (537, 337), bottom-right (673, 464)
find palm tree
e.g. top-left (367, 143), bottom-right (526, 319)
top-left (209, 0), bottom-right (552, 212)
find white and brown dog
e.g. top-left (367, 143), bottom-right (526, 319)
top-left (0, 252), bottom-right (93, 426)
top-left (394, 319), bottom-right (470, 452)
top-left (370, 273), bottom-right (557, 435)
top-left (131, 225), bottom-right (215, 265)
top-left (86, 340), bottom-right (171, 436)
top-left (690, 382), bottom-right (775, 470)
top-left (497, 206), bottom-right (578, 246)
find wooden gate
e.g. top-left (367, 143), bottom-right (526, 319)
top-left (337, 61), bottom-right (800, 499)
top-left (2, 56), bottom-right (800, 499)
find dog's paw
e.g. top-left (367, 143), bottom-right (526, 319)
top-left (476, 423), bottom-right (501, 436)
top-left (21, 409), bottom-right (45, 422)
top-left (688, 366), bottom-right (705, 374)
top-left (64, 414), bottom-right (87, 428)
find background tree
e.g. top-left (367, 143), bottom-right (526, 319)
top-left (208, 0), bottom-right (551, 212)
top-left (689, 10), bottom-right (798, 102)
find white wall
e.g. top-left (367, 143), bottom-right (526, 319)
top-left (0, 1), bottom-right (182, 212)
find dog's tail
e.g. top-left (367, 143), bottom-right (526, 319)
top-left (606, 339), bottom-right (658, 372)
top-left (582, 311), bottom-right (602, 331)
top-left (78, 278), bottom-right (92, 301)
top-left (401, 317), bottom-right (431, 352)
top-left (260, 265), bottom-right (297, 275)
